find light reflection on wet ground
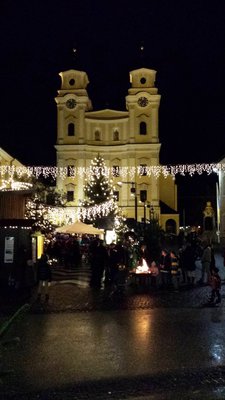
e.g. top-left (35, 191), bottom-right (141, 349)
top-left (2, 307), bottom-right (225, 394)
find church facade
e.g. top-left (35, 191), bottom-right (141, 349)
top-left (54, 67), bottom-right (179, 233)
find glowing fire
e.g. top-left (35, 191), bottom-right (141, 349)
top-left (135, 258), bottom-right (150, 274)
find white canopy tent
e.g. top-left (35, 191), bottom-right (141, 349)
top-left (55, 221), bottom-right (104, 237)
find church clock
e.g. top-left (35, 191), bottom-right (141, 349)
top-left (66, 98), bottom-right (76, 109)
top-left (138, 96), bottom-right (149, 107)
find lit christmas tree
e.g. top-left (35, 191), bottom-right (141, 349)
top-left (79, 155), bottom-right (125, 231)
top-left (24, 181), bottom-right (63, 234)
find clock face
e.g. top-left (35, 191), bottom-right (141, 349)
top-left (66, 99), bottom-right (76, 109)
top-left (138, 97), bottom-right (149, 107)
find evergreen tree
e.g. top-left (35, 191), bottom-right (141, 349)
top-left (79, 155), bottom-right (125, 231)
top-left (25, 180), bottom-right (65, 234)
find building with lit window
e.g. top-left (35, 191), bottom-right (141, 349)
top-left (55, 67), bottom-right (179, 233)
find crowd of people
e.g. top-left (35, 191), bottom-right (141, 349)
top-left (8, 232), bottom-right (223, 305)
top-left (43, 234), bottom-right (223, 299)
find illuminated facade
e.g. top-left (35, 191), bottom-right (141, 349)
top-left (215, 159), bottom-right (224, 244)
top-left (55, 68), bottom-right (179, 233)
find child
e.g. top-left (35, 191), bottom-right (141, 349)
top-left (149, 261), bottom-right (160, 288)
top-left (209, 267), bottom-right (221, 304)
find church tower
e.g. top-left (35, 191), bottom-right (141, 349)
top-left (125, 68), bottom-right (161, 219)
top-left (54, 67), bottom-right (179, 232)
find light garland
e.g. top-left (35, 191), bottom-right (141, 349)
top-left (0, 226), bottom-right (32, 230)
top-left (78, 199), bottom-right (116, 220)
top-left (0, 163), bottom-right (222, 180)
top-left (0, 177), bottom-right (33, 191)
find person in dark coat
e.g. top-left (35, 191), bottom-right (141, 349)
top-left (37, 253), bottom-right (52, 301)
top-left (200, 242), bottom-right (212, 284)
top-left (108, 242), bottom-right (129, 290)
top-left (159, 249), bottom-right (171, 288)
top-left (89, 239), bottom-right (108, 289)
top-left (182, 243), bottom-right (196, 286)
top-left (108, 242), bottom-right (120, 285)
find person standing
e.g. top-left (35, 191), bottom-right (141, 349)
top-left (209, 267), bottom-right (221, 304)
top-left (200, 242), bottom-right (212, 284)
top-left (36, 253), bottom-right (52, 301)
top-left (149, 260), bottom-right (160, 289)
top-left (108, 242), bottom-right (120, 286)
top-left (182, 242), bottom-right (196, 286)
top-left (89, 239), bottom-right (108, 289)
top-left (159, 249), bottom-right (171, 288)
top-left (170, 250), bottom-right (181, 291)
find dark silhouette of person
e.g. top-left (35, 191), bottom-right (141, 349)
top-left (37, 253), bottom-right (52, 301)
top-left (89, 239), bottom-right (108, 289)
top-left (159, 249), bottom-right (171, 288)
top-left (209, 267), bottom-right (221, 304)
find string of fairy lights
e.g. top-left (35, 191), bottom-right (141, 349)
top-left (0, 162), bottom-right (223, 180)
top-left (0, 158), bottom-right (221, 227)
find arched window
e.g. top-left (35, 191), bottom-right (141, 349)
top-left (112, 165), bottom-right (120, 177)
top-left (68, 123), bottom-right (75, 136)
top-left (139, 164), bottom-right (147, 176)
top-left (140, 122), bottom-right (147, 135)
top-left (113, 130), bottom-right (119, 141)
top-left (67, 191), bottom-right (74, 202)
top-left (67, 165), bottom-right (75, 177)
top-left (95, 130), bottom-right (100, 141)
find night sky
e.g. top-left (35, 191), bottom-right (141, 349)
top-left (1, 1), bottom-right (225, 225)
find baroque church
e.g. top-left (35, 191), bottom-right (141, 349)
top-left (55, 67), bottom-right (179, 233)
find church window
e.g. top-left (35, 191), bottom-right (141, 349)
top-left (139, 164), bottom-right (147, 176)
top-left (69, 78), bottom-right (75, 86)
top-left (113, 130), bottom-right (119, 141)
top-left (140, 190), bottom-right (147, 202)
top-left (140, 77), bottom-right (146, 84)
top-left (95, 130), bottom-right (101, 141)
top-left (68, 123), bottom-right (75, 136)
top-left (112, 165), bottom-right (120, 177)
top-left (67, 190), bottom-right (74, 202)
top-left (140, 122), bottom-right (147, 135)
top-left (67, 165), bottom-right (75, 177)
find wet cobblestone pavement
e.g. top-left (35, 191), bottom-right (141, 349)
top-left (2, 254), bottom-right (225, 400)
top-left (2, 366), bottom-right (225, 400)
top-left (29, 280), bottom-right (225, 314)
top-left (2, 345), bottom-right (225, 400)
